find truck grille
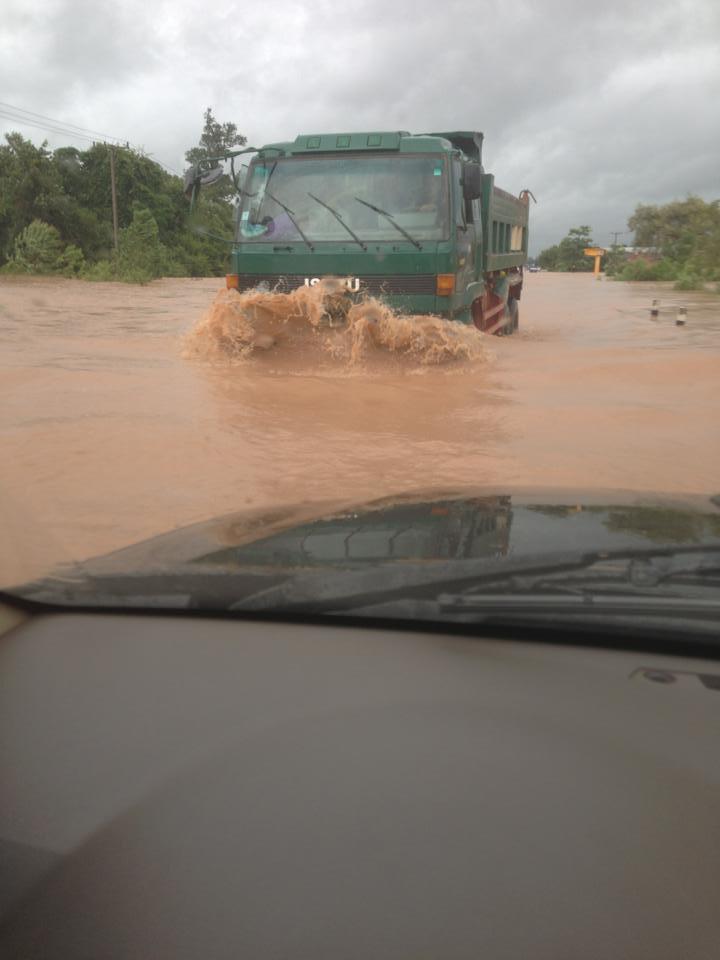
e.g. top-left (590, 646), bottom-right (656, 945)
top-left (236, 274), bottom-right (436, 296)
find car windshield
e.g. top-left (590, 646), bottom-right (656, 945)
top-left (237, 154), bottom-right (449, 243)
top-left (0, 1), bottom-right (719, 643)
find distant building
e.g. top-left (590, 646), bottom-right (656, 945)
top-left (621, 246), bottom-right (660, 263)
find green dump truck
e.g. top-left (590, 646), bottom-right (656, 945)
top-left (185, 130), bottom-right (532, 335)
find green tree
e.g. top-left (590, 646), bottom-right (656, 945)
top-left (627, 203), bottom-right (663, 247)
top-left (0, 134), bottom-right (63, 262)
top-left (182, 107), bottom-right (244, 257)
top-left (537, 226), bottom-right (594, 272)
top-left (64, 142), bottom-right (228, 277)
top-left (626, 197), bottom-right (720, 286)
top-left (537, 244), bottom-right (560, 270)
top-left (557, 225), bottom-right (594, 271)
top-left (184, 108), bottom-right (246, 167)
top-left (0, 126), bottom-right (240, 280)
top-left (46, 147), bottom-right (110, 258)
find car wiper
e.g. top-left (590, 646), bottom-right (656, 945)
top-left (436, 593), bottom-right (720, 616)
top-left (354, 197), bottom-right (422, 249)
top-left (463, 552), bottom-right (720, 596)
top-left (308, 193), bottom-right (367, 250)
top-left (349, 592), bottom-right (720, 642)
top-left (230, 545), bottom-right (720, 615)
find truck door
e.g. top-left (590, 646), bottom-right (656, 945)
top-left (453, 160), bottom-right (479, 297)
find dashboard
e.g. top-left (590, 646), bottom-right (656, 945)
top-left (1, 604), bottom-right (719, 958)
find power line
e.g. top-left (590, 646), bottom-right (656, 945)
top-left (0, 109), bottom-right (101, 144)
top-left (0, 100), bottom-right (182, 177)
top-left (0, 100), bottom-right (121, 143)
top-left (146, 154), bottom-right (181, 176)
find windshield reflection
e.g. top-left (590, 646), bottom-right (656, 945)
top-left (189, 495), bottom-right (720, 571)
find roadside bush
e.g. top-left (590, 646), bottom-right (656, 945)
top-left (618, 259), bottom-right (677, 282)
top-left (117, 265), bottom-right (155, 284)
top-left (116, 206), bottom-right (169, 283)
top-left (179, 251), bottom-right (215, 276)
top-left (172, 233), bottom-right (220, 276)
top-left (4, 220), bottom-right (89, 277)
top-left (8, 219), bottom-right (63, 273)
top-left (674, 268), bottom-right (702, 291)
top-left (656, 259), bottom-right (680, 280)
top-left (162, 257), bottom-right (189, 278)
top-left (602, 249), bottom-right (628, 277)
top-left (682, 254), bottom-right (720, 283)
top-left (83, 259), bottom-right (115, 281)
top-left (0, 260), bottom-right (28, 275)
top-left (57, 243), bottom-right (85, 277)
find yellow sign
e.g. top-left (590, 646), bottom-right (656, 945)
top-left (584, 246), bottom-right (606, 278)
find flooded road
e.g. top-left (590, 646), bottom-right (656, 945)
top-left (1, 273), bottom-right (719, 584)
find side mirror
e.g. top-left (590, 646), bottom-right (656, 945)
top-left (183, 165), bottom-right (201, 199)
top-left (462, 163), bottom-right (482, 201)
top-left (199, 165), bottom-right (225, 186)
top-left (183, 165), bottom-right (225, 200)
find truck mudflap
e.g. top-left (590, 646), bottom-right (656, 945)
top-left (471, 271), bottom-right (522, 335)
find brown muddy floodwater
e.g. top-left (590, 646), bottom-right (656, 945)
top-left (1, 272), bottom-right (719, 585)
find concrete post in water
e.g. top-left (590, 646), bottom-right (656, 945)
top-left (676, 306), bottom-right (687, 326)
top-left (650, 299), bottom-right (659, 319)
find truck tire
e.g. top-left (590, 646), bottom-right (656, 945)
top-left (497, 298), bottom-right (518, 336)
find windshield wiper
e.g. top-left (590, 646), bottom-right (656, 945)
top-left (308, 193), bottom-right (367, 250)
top-left (263, 191), bottom-right (315, 251)
top-left (354, 197), bottom-right (422, 249)
top-left (229, 545), bottom-right (720, 615)
top-left (234, 161), bottom-right (315, 251)
top-left (436, 593), bottom-right (720, 616)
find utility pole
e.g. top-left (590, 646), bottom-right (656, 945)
top-left (108, 145), bottom-right (119, 253)
top-left (610, 230), bottom-right (625, 247)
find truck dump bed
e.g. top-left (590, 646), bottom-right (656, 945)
top-left (429, 131), bottom-right (529, 272)
top-left (482, 178), bottom-right (530, 273)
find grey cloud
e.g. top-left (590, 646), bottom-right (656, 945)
top-left (1, 0), bottom-right (718, 252)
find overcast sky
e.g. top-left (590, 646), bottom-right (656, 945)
top-left (2, 0), bottom-right (719, 253)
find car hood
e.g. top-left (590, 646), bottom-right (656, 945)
top-left (15, 487), bottom-right (720, 587)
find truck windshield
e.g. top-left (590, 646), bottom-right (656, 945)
top-left (237, 154), bottom-right (449, 243)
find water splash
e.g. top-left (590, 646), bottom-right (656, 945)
top-left (183, 281), bottom-right (489, 369)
